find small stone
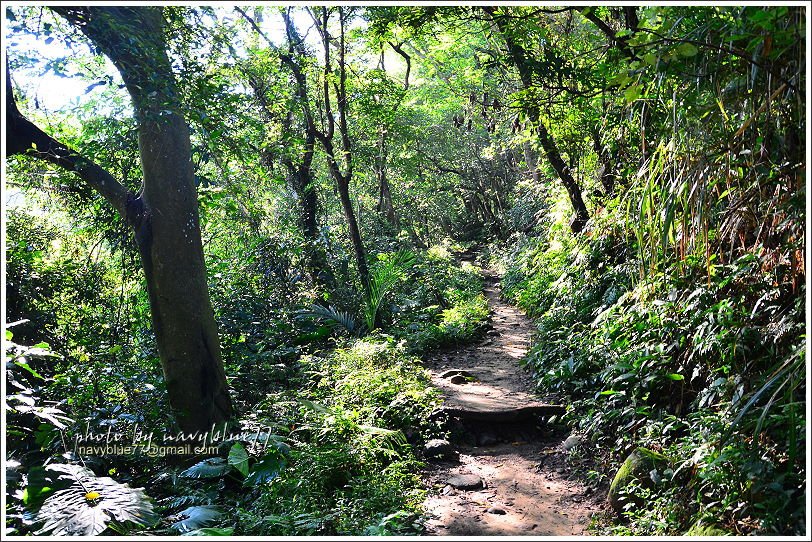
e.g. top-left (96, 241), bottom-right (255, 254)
top-left (446, 474), bottom-right (484, 490)
top-left (449, 374), bottom-right (467, 385)
top-left (562, 433), bottom-right (582, 451)
top-left (441, 485), bottom-right (456, 496)
top-left (486, 506), bottom-right (507, 515)
top-left (424, 439), bottom-right (456, 459)
top-left (440, 369), bottom-right (475, 380)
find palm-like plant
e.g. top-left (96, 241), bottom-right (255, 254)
top-left (299, 304), bottom-right (359, 335)
top-left (363, 250), bottom-right (416, 331)
top-left (299, 250), bottom-right (416, 335)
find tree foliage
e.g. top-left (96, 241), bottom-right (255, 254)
top-left (4, 4), bottom-right (805, 537)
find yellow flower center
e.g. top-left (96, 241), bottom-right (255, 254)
top-left (84, 491), bottom-right (101, 501)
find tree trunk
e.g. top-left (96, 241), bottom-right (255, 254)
top-left (131, 114), bottom-right (233, 435)
top-left (536, 119), bottom-right (590, 233)
top-left (484, 7), bottom-right (590, 233)
top-left (312, 6), bottom-right (371, 294)
top-left (292, 166), bottom-right (333, 287)
top-left (50, 7), bottom-right (233, 434)
top-left (335, 174), bottom-right (370, 290)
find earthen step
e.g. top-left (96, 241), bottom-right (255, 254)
top-left (436, 404), bottom-right (565, 423)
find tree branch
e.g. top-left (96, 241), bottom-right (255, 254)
top-left (576, 7), bottom-right (638, 60)
top-left (6, 68), bottom-right (132, 218)
top-left (389, 41), bottom-right (411, 91)
top-left (234, 6), bottom-right (275, 49)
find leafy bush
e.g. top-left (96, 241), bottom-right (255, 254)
top-left (494, 221), bottom-right (805, 535)
top-left (222, 336), bottom-right (441, 535)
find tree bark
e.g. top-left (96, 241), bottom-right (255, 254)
top-left (484, 7), bottom-right (590, 233)
top-left (311, 6), bottom-right (371, 294)
top-left (44, 7), bottom-right (233, 434)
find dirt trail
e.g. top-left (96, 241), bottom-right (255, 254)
top-left (421, 270), bottom-right (603, 536)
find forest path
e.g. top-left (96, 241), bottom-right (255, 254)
top-left (420, 268), bottom-right (603, 535)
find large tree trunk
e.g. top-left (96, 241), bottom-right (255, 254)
top-left (50, 7), bottom-right (232, 434)
top-left (130, 112), bottom-right (233, 435)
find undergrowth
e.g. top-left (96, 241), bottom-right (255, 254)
top-left (6, 241), bottom-right (488, 536)
top-left (491, 221), bottom-right (805, 535)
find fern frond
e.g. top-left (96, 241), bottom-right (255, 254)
top-left (298, 304), bottom-right (358, 335)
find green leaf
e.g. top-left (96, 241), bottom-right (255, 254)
top-left (624, 84), bottom-right (642, 103)
top-left (172, 506), bottom-right (225, 533)
top-left (180, 458), bottom-right (230, 479)
top-left (24, 466), bottom-right (68, 508)
top-left (227, 442), bottom-right (249, 477)
top-left (35, 464), bottom-right (158, 536)
top-left (609, 73), bottom-right (632, 87)
top-left (298, 304), bottom-right (357, 335)
top-left (676, 43), bottom-right (698, 57)
top-left (298, 398), bottom-right (331, 414)
top-left (14, 360), bottom-right (44, 380)
top-left (665, 373), bottom-right (685, 381)
top-left (244, 454), bottom-right (286, 487)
